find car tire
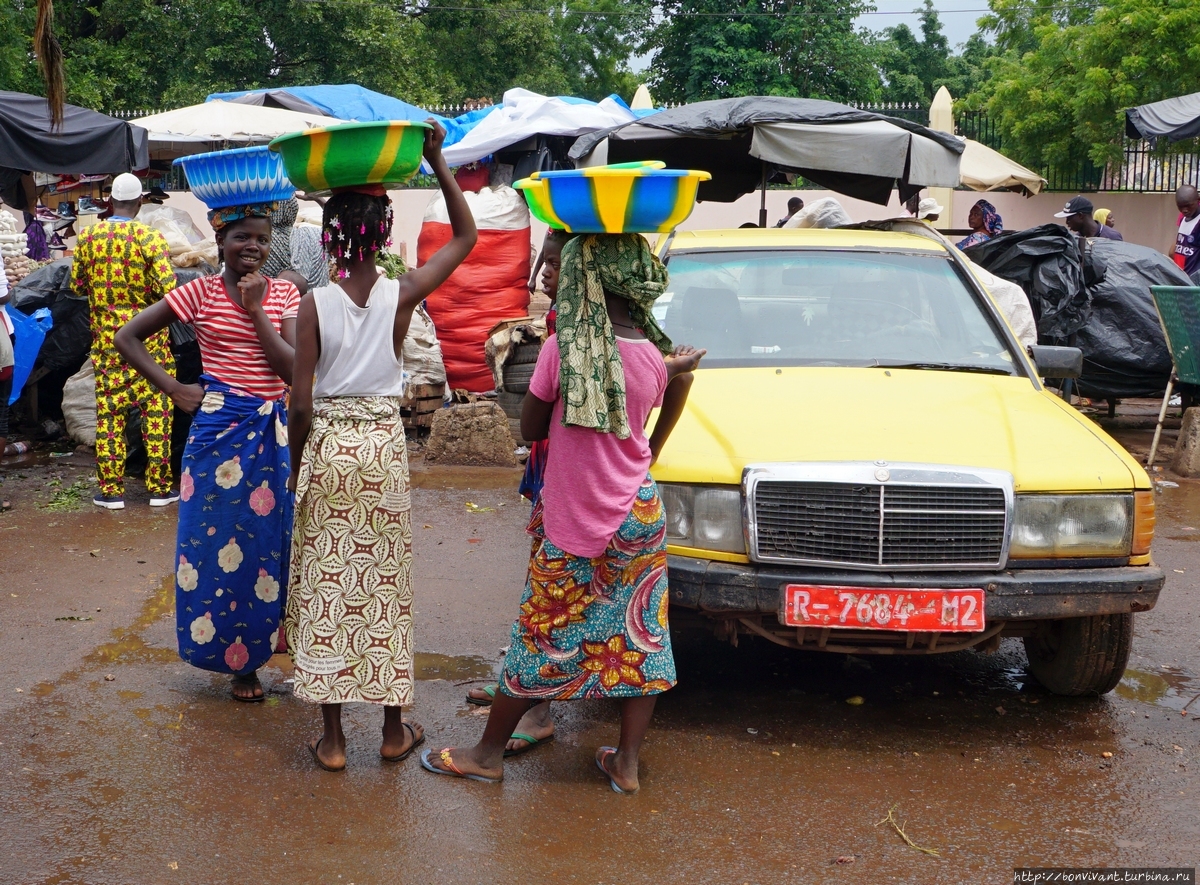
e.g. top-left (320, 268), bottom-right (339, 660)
top-left (1023, 613), bottom-right (1132, 696)
top-left (496, 390), bottom-right (525, 420)
top-left (503, 361), bottom-right (536, 394)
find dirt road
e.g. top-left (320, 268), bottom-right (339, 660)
top-left (0, 451), bottom-right (1196, 884)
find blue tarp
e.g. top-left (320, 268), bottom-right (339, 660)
top-left (207, 84), bottom-right (435, 124)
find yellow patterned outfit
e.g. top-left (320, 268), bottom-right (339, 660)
top-left (71, 220), bottom-right (177, 497)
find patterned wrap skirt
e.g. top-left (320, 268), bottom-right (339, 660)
top-left (175, 376), bottom-right (293, 674)
top-left (285, 396), bottom-right (414, 706)
top-left (501, 476), bottom-right (677, 700)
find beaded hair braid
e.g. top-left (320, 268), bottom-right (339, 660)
top-left (321, 191), bottom-right (394, 279)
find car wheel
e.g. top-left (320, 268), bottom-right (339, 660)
top-left (1023, 614), bottom-right (1132, 696)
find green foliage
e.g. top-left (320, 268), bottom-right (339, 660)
top-left (969, 0), bottom-right (1200, 169)
top-left (0, 1), bottom-right (39, 95)
top-left (875, 0), bottom-right (996, 104)
top-left (646, 0), bottom-right (882, 104)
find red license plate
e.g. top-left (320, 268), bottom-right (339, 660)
top-left (781, 585), bottom-right (986, 632)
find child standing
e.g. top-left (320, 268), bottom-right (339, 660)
top-left (286, 123), bottom-right (477, 772)
top-left (424, 232), bottom-right (704, 793)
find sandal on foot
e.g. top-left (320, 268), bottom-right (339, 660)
top-left (231, 673), bottom-right (264, 702)
top-left (504, 731), bottom-right (554, 758)
top-left (308, 737), bottom-right (345, 772)
top-left (465, 684), bottom-right (497, 706)
top-left (419, 747), bottom-right (501, 783)
top-left (381, 721), bottom-right (426, 763)
top-left (595, 746), bottom-right (638, 795)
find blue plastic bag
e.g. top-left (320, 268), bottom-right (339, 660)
top-left (5, 304), bottom-right (54, 406)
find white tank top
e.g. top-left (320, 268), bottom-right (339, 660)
top-left (311, 276), bottom-right (405, 399)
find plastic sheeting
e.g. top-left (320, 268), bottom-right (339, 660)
top-left (5, 303), bottom-right (52, 405)
top-left (963, 225), bottom-right (1088, 340)
top-left (967, 228), bottom-right (1188, 398)
top-left (783, 197), bottom-right (852, 229)
top-left (0, 90), bottom-right (148, 174)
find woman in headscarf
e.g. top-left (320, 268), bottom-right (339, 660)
top-left (956, 199), bottom-right (1003, 249)
top-left (116, 201), bottom-right (300, 702)
top-left (421, 233), bottom-right (705, 793)
top-left (264, 196), bottom-right (330, 293)
top-left (1094, 208), bottom-right (1116, 230)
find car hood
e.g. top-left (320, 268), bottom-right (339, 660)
top-left (652, 367), bottom-right (1145, 492)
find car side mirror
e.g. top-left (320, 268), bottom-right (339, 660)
top-left (1027, 345), bottom-right (1082, 379)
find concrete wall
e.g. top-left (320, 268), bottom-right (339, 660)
top-left (14, 186), bottom-right (1182, 265)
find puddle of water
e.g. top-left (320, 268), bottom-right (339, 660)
top-left (410, 465), bottom-right (522, 490)
top-left (1116, 666), bottom-right (1199, 713)
top-left (84, 575), bottom-right (177, 667)
top-left (413, 652), bottom-right (495, 681)
top-left (30, 682), bottom-right (56, 697)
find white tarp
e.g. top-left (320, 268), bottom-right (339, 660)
top-left (440, 88), bottom-right (640, 167)
top-left (750, 120), bottom-right (962, 188)
top-left (136, 100), bottom-right (343, 149)
top-left (959, 139), bottom-right (1046, 196)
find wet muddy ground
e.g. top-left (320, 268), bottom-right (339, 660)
top-left (0, 434), bottom-right (1198, 884)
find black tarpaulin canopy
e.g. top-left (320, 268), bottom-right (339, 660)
top-left (1125, 92), bottom-right (1200, 144)
top-left (0, 91), bottom-right (149, 174)
top-left (569, 96), bottom-right (964, 210)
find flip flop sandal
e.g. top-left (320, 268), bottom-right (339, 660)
top-left (308, 737), bottom-right (345, 772)
top-left (465, 684), bottom-right (497, 706)
top-left (381, 721), bottom-right (426, 763)
top-left (231, 674), bottom-right (265, 702)
top-left (420, 747), bottom-right (501, 783)
top-left (595, 746), bottom-right (638, 795)
top-left (504, 731), bottom-right (555, 758)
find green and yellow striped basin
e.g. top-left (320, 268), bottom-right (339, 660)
top-left (515, 162), bottom-right (711, 233)
top-left (269, 121), bottom-right (431, 192)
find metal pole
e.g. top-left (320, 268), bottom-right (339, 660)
top-left (759, 162), bottom-right (768, 228)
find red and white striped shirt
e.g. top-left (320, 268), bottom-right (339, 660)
top-left (165, 275), bottom-right (300, 400)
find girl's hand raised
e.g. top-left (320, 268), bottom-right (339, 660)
top-left (423, 119), bottom-right (448, 162)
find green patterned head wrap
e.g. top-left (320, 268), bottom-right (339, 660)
top-left (555, 233), bottom-right (673, 438)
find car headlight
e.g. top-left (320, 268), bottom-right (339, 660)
top-left (1009, 494), bottom-right (1133, 558)
top-left (660, 483), bottom-right (745, 554)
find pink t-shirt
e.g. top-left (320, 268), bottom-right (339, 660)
top-left (530, 333), bottom-right (668, 558)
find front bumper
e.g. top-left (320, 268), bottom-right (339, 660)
top-left (667, 555), bottom-right (1165, 620)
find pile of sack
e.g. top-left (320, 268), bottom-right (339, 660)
top-left (0, 209), bottom-right (29, 267)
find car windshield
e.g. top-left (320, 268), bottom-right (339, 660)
top-left (657, 249), bottom-right (1017, 374)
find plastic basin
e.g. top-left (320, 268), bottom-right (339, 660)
top-left (515, 164), bottom-right (711, 233)
top-left (173, 145), bottom-right (295, 210)
top-left (270, 121), bottom-right (431, 192)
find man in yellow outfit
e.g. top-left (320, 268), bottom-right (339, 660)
top-left (71, 173), bottom-right (178, 510)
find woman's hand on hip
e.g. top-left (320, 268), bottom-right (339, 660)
top-left (170, 383), bottom-right (205, 415)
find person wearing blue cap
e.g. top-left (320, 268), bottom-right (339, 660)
top-left (1055, 195), bottom-right (1123, 241)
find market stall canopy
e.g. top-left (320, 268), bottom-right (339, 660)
top-left (440, 88), bottom-right (649, 167)
top-left (1125, 92), bottom-right (1200, 144)
top-left (0, 91), bottom-right (148, 174)
top-left (960, 138), bottom-right (1046, 195)
top-left (208, 84), bottom-right (434, 124)
top-left (569, 96), bottom-right (964, 205)
top-left (135, 100), bottom-right (346, 158)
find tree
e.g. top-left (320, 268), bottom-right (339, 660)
top-left (968, 0), bottom-right (1200, 169)
top-left (551, 0), bottom-right (654, 100)
top-left (646, 0), bottom-right (882, 104)
top-left (875, 0), bottom-right (995, 104)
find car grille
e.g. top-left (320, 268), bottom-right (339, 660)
top-left (752, 481), bottom-right (1008, 569)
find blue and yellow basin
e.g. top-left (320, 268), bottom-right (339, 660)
top-left (515, 162), bottom-right (711, 233)
top-left (269, 121), bottom-right (430, 192)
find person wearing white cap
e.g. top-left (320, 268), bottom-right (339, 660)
top-left (70, 172), bottom-right (179, 510)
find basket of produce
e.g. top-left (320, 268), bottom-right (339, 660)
top-left (173, 145), bottom-right (295, 210)
top-left (514, 162), bottom-right (711, 234)
top-left (270, 121), bottom-right (431, 193)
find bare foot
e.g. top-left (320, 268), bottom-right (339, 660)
top-left (507, 701), bottom-right (554, 754)
top-left (596, 746), bottom-right (640, 793)
top-left (231, 671), bottom-right (264, 701)
top-left (381, 719), bottom-right (425, 761)
top-left (308, 735), bottom-right (346, 771)
top-left (423, 746), bottom-right (503, 782)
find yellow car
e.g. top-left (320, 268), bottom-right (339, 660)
top-left (651, 224), bottom-right (1163, 696)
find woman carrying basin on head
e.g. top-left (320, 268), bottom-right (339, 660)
top-left (285, 122), bottom-right (477, 772)
top-left (422, 231), bottom-right (704, 793)
top-left (116, 197), bottom-right (299, 703)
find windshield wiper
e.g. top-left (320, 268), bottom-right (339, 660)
top-left (870, 361), bottom-right (1014, 376)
